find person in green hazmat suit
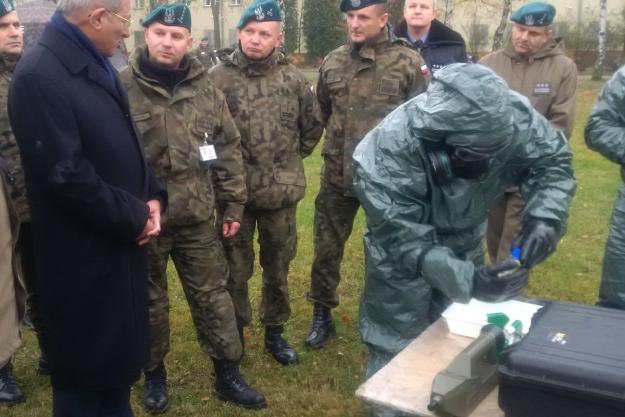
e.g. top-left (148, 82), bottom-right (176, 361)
top-left (585, 67), bottom-right (625, 310)
top-left (353, 63), bottom-right (577, 383)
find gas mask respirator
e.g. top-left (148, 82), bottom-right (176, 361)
top-left (426, 144), bottom-right (491, 185)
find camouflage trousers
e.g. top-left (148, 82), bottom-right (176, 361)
top-left (308, 185), bottom-right (360, 309)
top-left (145, 220), bottom-right (241, 371)
top-left (221, 205), bottom-right (297, 327)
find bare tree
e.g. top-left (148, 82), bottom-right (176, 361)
top-left (443, 0), bottom-right (454, 27)
top-left (592, 0), bottom-right (607, 80)
top-left (211, 0), bottom-right (221, 49)
top-left (387, 0), bottom-right (404, 27)
top-left (621, 6), bottom-right (625, 63)
top-left (463, 13), bottom-right (488, 57)
top-left (492, 0), bottom-right (512, 51)
top-left (278, 0), bottom-right (285, 34)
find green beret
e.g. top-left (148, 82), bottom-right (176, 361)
top-left (510, 2), bottom-right (556, 27)
top-left (340, 0), bottom-right (386, 13)
top-left (142, 3), bottom-right (191, 30)
top-left (0, 0), bottom-right (16, 17)
top-left (236, 0), bottom-right (282, 29)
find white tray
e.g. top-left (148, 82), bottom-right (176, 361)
top-left (442, 298), bottom-right (543, 338)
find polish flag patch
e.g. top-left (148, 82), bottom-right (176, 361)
top-left (420, 64), bottom-right (430, 76)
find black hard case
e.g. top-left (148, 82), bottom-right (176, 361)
top-left (498, 302), bottom-right (625, 417)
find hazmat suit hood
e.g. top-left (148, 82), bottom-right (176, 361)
top-left (410, 63), bottom-right (517, 152)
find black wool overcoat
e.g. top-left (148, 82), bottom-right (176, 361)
top-left (9, 23), bottom-right (166, 390)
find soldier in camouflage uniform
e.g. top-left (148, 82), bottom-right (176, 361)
top-left (305, 0), bottom-right (429, 349)
top-left (209, 0), bottom-right (322, 366)
top-left (0, 0), bottom-right (50, 378)
top-left (0, 2), bottom-right (26, 402)
top-left (195, 37), bottom-right (217, 69)
top-left (121, 3), bottom-right (266, 412)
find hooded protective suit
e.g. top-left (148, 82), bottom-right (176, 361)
top-left (353, 64), bottom-right (576, 377)
top-left (585, 67), bottom-right (625, 310)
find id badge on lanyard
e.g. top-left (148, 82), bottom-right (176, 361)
top-left (200, 132), bottom-right (217, 169)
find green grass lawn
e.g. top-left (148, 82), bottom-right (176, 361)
top-left (3, 77), bottom-right (619, 417)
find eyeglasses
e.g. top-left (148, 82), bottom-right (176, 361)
top-left (106, 9), bottom-right (134, 28)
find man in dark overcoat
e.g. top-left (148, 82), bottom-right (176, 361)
top-left (8, 0), bottom-right (167, 415)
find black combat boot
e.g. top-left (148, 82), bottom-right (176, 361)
top-left (265, 325), bottom-right (299, 366)
top-left (212, 359), bottom-right (267, 409)
top-left (143, 361), bottom-right (169, 414)
top-left (304, 303), bottom-right (335, 349)
top-left (0, 361), bottom-right (25, 405)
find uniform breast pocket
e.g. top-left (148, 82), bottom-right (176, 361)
top-left (372, 77), bottom-right (403, 110)
top-left (378, 77), bottom-right (401, 97)
top-left (326, 76), bottom-right (347, 97)
top-left (280, 99), bottom-right (298, 129)
top-left (132, 111), bottom-right (152, 134)
top-left (131, 111), bottom-right (167, 169)
top-left (531, 82), bottom-right (554, 115)
top-left (194, 116), bottom-right (214, 140)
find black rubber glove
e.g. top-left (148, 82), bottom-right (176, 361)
top-left (513, 220), bottom-right (559, 269)
top-left (473, 260), bottom-right (529, 302)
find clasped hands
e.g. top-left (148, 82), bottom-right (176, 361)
top-left (137, 199), bottom-right (162, 246)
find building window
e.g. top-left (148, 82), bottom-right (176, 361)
top-left (229, 0), bottom-right (241, 5)
top-left (204, 0), bottom-right (219, 6)
top-left (134, 0), bottom-right (144, 9)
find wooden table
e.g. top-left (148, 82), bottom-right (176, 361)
top-left (356, 319), bottom-right (505, 417)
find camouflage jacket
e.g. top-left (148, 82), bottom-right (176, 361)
top-left (209, 48), bottom-right (323, 210)
top-left (317, 27), bottom-right (428, 196)
top-left (480, 38), bottom-right (577, 138)
top-left (0, 53), bottom-right (29, 223)
top-left (121, 47), bottom-right (246, 227)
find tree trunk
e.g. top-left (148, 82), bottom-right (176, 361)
top-left (279, 0), bottom-right (286, 29)
top-left (211, 2), bottom-right (221, 49)
top-left (492, 0), bottom-right (512, 51)
top-left (621, 6), bottom-right (625, 62)
top-left (592, 0), bottom-right (607, 80)
top-left (444, 0), bottom-right (454, 27)
top-left (278, 0), bottom-right (286, 50)
top-left (387, 0), bottom-right (404, 27)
